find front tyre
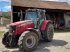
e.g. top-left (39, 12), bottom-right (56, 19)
top-left (18, 31), bottom-right (39, 52)
top-left (2, 32), bottom-right (9, 45)
top-left (2, 32), bottom-right (17, 47)
top-left (7, 35), bottom-right (17, 47)
top-left (44, 23), bottom-right (54, 42)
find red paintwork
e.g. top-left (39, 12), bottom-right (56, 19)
top-left (9, 20), bottom-right (51, 36)
top-left (41, 20), bottom-right (51, 31)
top-left (9, 20), bottom-right (34, 36)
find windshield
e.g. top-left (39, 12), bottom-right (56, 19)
top-left (25, 12), bottom-right (38, 21)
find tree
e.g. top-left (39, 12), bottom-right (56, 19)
top-left (2, 12), bottom-right (11, 19)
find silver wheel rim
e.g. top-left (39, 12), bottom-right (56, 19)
top-left (25, 35), bottom-right (36, 48)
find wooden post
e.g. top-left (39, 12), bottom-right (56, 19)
top-left (20, 10), bottom-right (23, 21)
top-left (1, 17), bottom-right (3, 25)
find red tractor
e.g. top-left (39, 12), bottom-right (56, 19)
top-left (2, 9), bottom-right (54, 51)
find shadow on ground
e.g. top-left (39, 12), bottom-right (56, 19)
top-left (34, 39), bottom-right (68, 52)
top-left (1, 39), bottom-right (68, 52)
top-left (39, 39), bottom-right (68, 47)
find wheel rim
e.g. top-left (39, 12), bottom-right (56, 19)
top-left (47, 24), bottom-right (54, 40)
top-left (25, 35), bottom-right (36, 48)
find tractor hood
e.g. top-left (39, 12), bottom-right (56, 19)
top-left (9, 20), bottom-right (33, 26)
top-left (8, 20), bottom-right (34, 35)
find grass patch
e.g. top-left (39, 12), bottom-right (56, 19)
top-left (0, 31), bottom-right (4, 37)
top-left (55, 28), bottom-right (70, 33)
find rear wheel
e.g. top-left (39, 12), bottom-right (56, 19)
top-left (43, 23), bottom-right (54, 42)
top-left (18, 31), bottom-right (39, 52)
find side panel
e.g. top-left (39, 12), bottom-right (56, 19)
top-left (15, 23), bottom-right (34, 35)
top-left (10, 20), bottom-right (34, 35)
top-left (40, 20), bottom-right (51, 31)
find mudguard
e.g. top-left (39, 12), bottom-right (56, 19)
top-left (40, 20), bottom-right (52, 31)
top-left (26, 28), bottom-right (41, 40)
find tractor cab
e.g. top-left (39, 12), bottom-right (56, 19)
top-left (25, 9), bottom-right (46, 28)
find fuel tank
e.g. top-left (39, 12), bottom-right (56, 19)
top-left (9, 20), bottom-right (34, 35)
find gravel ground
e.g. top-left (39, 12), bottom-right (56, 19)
top-left (0, 32), bottom-right (70, 52)
top-left (0, 27), bottom-right (6, 31)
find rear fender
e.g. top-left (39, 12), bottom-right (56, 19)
top-left (40, 20), bottom-right (52, 31)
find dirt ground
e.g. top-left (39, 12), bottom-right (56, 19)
top-left (0, 31), bottom-right (70, 52)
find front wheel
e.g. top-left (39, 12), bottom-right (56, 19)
top-left (2, 32), bottom-right (9, 45)
top-left (18, 31), bottom-right (39, 52)
top-left (2, 32), bottom-right (17, 47)
top-left (43, 23), bottom-right (54, 42)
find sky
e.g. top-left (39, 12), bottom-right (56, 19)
top-left (0, 0), bottom-right (70, 12)
top-left (0, 0), bottom-right (11, 12)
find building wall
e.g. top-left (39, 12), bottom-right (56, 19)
top-left (64, 13), bottom-right (70, 28)
top-left (0, 18), bottom-right (11, 26)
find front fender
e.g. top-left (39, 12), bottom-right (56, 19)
top-left (40, 20), bottom-right (52, 31)
top-left (26, 28), bottom-right (41, 40)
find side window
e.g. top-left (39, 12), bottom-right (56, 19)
top-left (68, 21), bottom-right (70, 25)
top-left (40, 12), bottom-right (45, 20)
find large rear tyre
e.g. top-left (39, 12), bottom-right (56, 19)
top-left (18, 31), bottom-right (39, 52)
top-left (43, 23), bottom-right (54, 42)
